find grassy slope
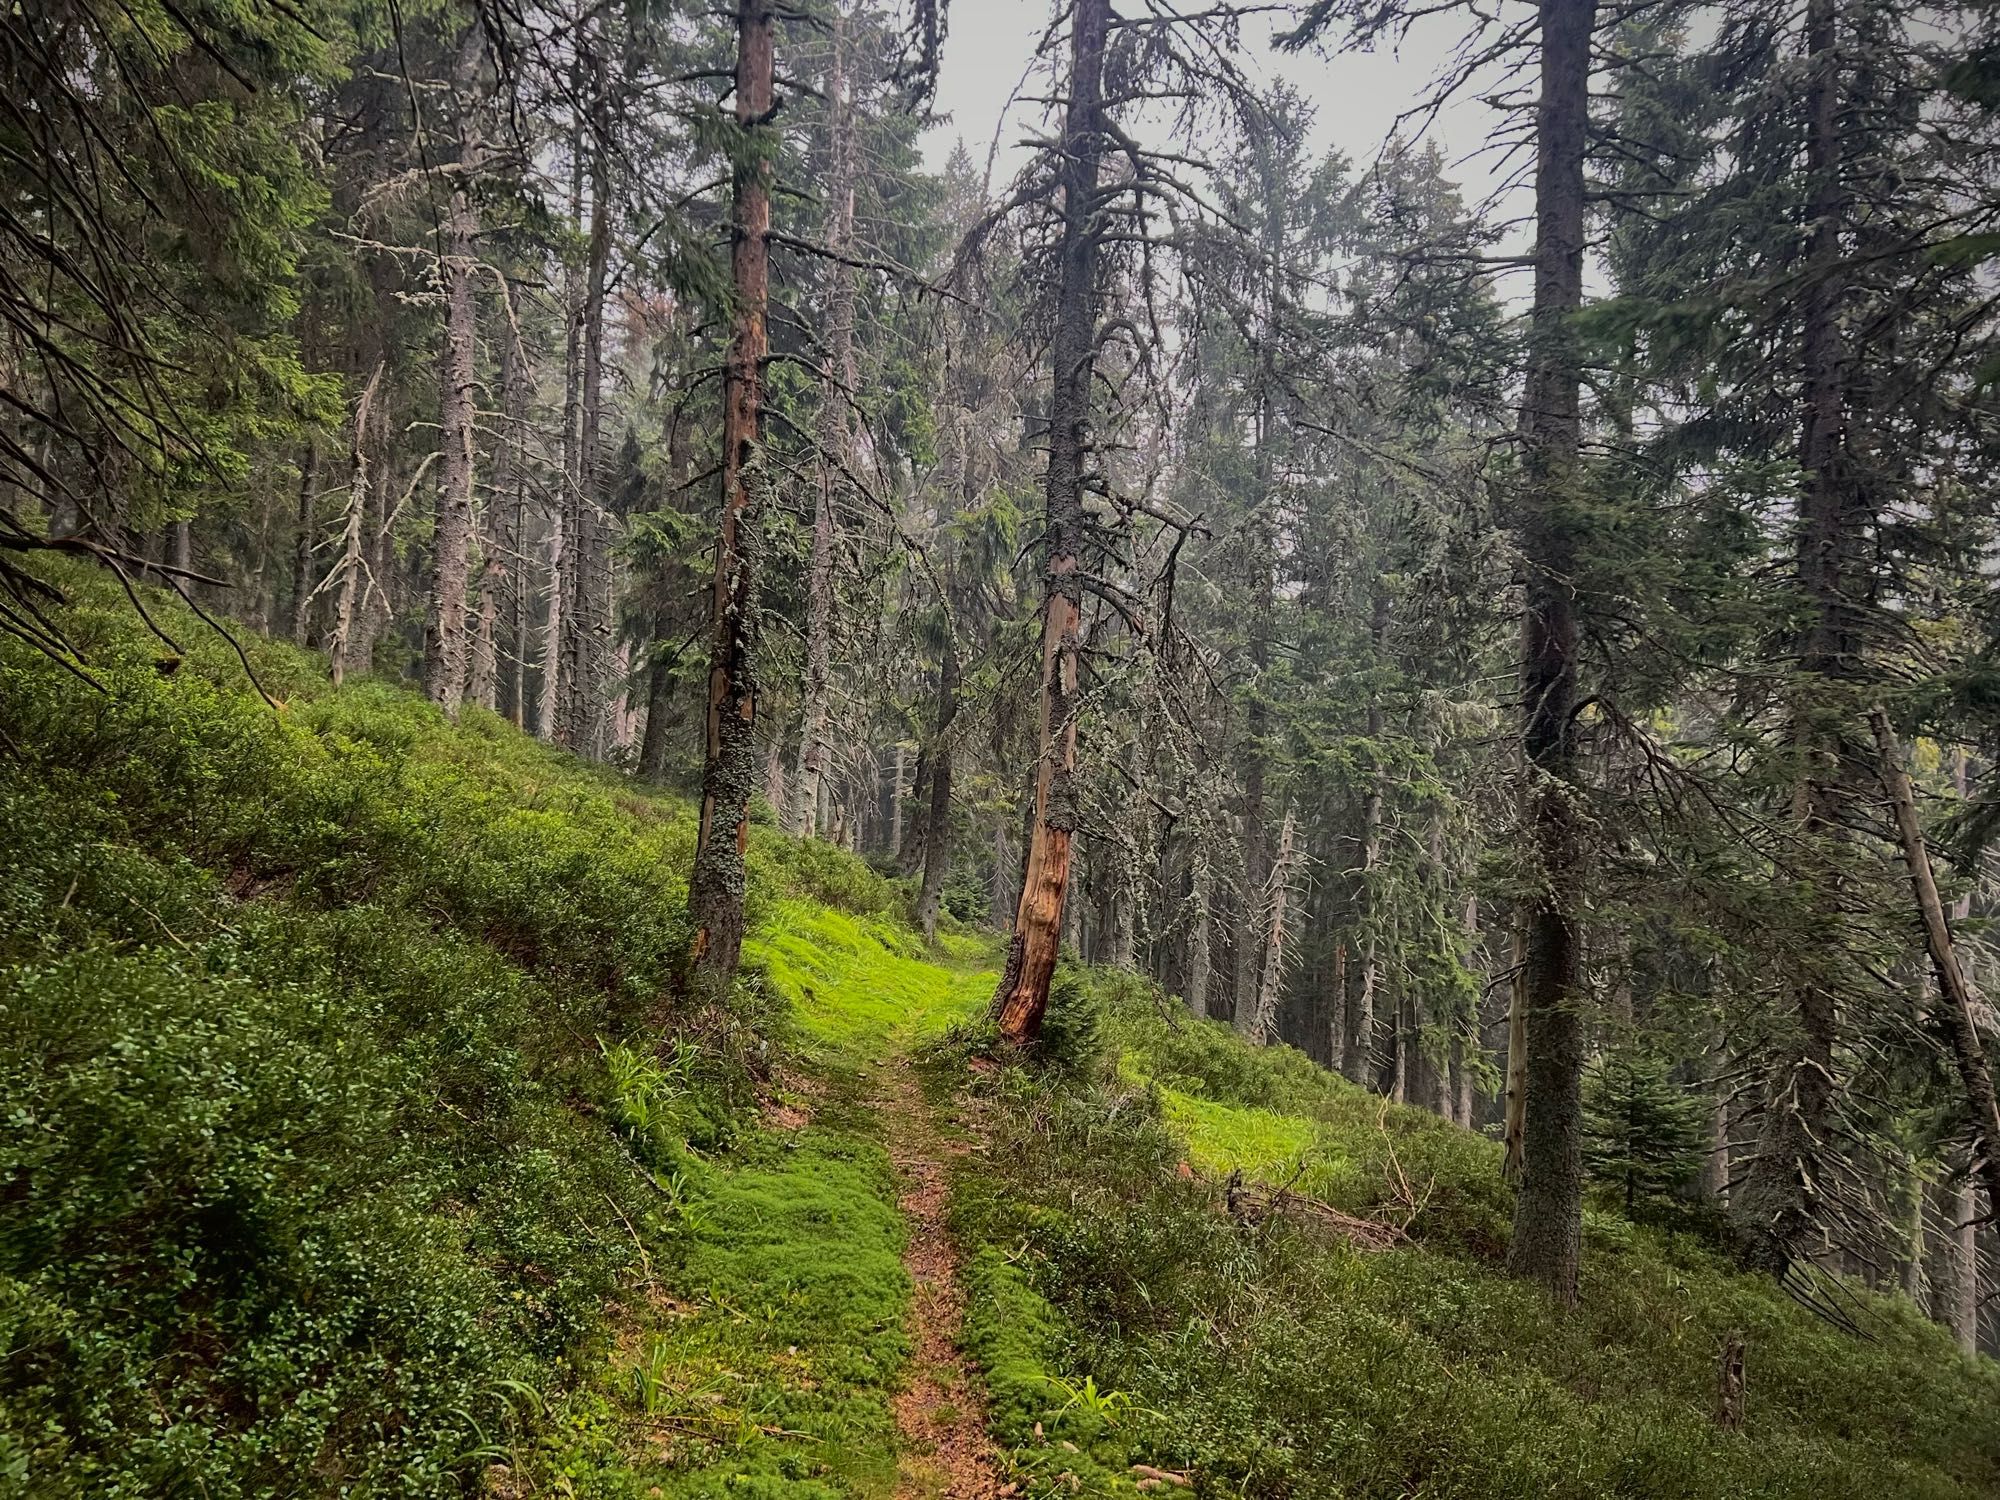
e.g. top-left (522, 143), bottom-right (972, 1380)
top-left (0, 566), bottom-right (981, 1498)
top-left (4, 568), bottom-right (1996, 1500)
top-left (949, 973), bottom-right (2000, 1500)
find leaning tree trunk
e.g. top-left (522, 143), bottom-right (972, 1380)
top-left (686, 0), bottom-right (773, 991)
top-left (1871, 708), bottom-right (2000, 1231)
top-left (423, 34), bottom-right (481, 717)
top-left (990, 0), bottom-right (1109, 1045)
top-left (1505, 0), bottom-right (1596, 1308)
top-left (792, 8), bottom-right (857, 837)
top-left (1740, 0), bottom-right (1849, 1274)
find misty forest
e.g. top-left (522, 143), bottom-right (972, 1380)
top-left (9, 0), bottom-right (2000, 1493)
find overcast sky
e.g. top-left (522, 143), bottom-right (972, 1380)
top-left (917, 1), bottom-right (1528, 231)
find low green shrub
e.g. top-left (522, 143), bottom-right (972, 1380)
top-left (953, 965), bottom-right (2000, 1500)
top-left (0, 563), bottom-right (913, 1496)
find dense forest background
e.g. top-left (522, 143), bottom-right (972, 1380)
top-left (11, 0), bottom-right (2000, 1365)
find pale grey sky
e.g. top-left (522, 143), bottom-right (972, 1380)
top-left (919, 0), bottom-right (1526, 230)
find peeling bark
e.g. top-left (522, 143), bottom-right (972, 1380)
top-left (991, 0), bottom-right (1109, 1045)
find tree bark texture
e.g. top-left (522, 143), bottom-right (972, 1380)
top-left (1505, 0), bottom-right (1596, 1307)
top-left (423, 32), bottom-right (482, 716)
top-left (687, 0), bottom-right (773, 991)
top-left (990, 0), bottom-right (1108, 1045)
top-left (792, 9), bottom-right (856, 837)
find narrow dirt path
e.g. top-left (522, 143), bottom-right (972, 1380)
top-left (871, 1055), bottom-right (1007, 1500)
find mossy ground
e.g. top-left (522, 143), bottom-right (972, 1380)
top-left (6, 565), bottom-right (1997, 1500)
top-left (534, 901), bottom-right (998, 1499)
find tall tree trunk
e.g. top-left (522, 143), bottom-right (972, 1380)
top-left (424, 31), bottom-right (481, 716)
top-left (540, 100), bottom-right (587, 743)
top-left (472, 318), bottom-right (523, 715)
top-left (1343, 764), bottom-right (1386, 1083)
top-left (1247, 809), bottom-right (1298, 1044)
top-left (329, 362), bottom-right (385, 686)
top-left (560, 59), bottom-right (614, 757)
top-left (991, 0), bottom-right (1108, 1045)
top-left (1740, 0), bottom-right (1849, 1276)
top-left (1187, 847), bottom-right (1213, 1020)
top-left (1944, 1177), bottom-right (1981, 1355)
top-left (537, 507), bottom-right (567, 738)
top-left (792, 7), bottom-right (856, 837)
top-left (1235, 128), bottom-right (1286, 1027)
top-left (1505, 0), bottom-right (1596, 1307)
top-left (918, 638), bottom-right (961, 942)
top-left (501, 309), bottom-right (531, 727)
top-left (687, 0), bottom-right (773, 991)
top-left (289, 441), bottom-right (318, 643)
top-left (1503, 923), bottom-right (1529, 1180)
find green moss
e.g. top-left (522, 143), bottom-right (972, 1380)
top-left (751, 900), bottom-right (995, 1059)
top-left (1153, 1086), bottom-right (1321, 1180)
top-left (550, 1126), bottom-right (911, 1500)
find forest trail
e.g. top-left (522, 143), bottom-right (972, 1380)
top-left (872, 1047), bottom-right (1006, 1500)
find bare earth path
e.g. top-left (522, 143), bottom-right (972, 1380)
top-left (870, 1056), bottom-right (1007, 1500)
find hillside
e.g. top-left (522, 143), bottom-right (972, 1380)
top-left (2, 574), bottom-right (1997, 1499)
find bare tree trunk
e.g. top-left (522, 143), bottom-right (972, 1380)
top-left (290, 442), bottom-right (318, 643)
top-left (918, 640), bottom-right (960, 942)
top-left (1187, 848), bottom-right (1213, 1020)
top-left (991, 0), bottom-right (1108, 1045)
top-left (471, 319), bottom-right (523, 714)
top-left (1343, 768), bottom-right (1385, 1083)
top-left (1506, 0), bottom-right (1596, 1307)
top-left (791, 8), bottom-right (856, 835)
top-left (1945, 1177), bottom-right (1981, 1356)
top-left (537, 507), bottom-right (566, 738)
top-left (560, 54), bottom-right (614, 756)
top-left (424, 31), bottom-right (482, 716)
top-left (329, 362), bottom-right (385, 686)
top-left (499, 306), bottom-right (531, 726)
top-left (1247, 809), bottom-right (1297, 1044)
top-left (686, 0), bottom-right (773, 991)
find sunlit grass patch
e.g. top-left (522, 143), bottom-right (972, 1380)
top-left (751, 900), bottom-right (995, 1056)
top-left (1154, 1086), bottom-right (1320, 1182)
